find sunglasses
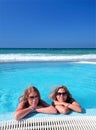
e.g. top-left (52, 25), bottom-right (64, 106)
top-left (29, 96), bottom-right (39, 99)
top-left (56, 92), bottom-right (67, 96)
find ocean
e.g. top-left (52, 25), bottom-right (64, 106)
top-left (0, 48), bottom-right (96, 63)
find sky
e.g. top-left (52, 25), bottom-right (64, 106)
top-left (0, 0), bottom-right (96, 48)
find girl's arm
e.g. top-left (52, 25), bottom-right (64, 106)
top-left (53, 100), bottom-right (82, 113)
top-left (53, 100), bottom-right (70, 114)
top-left (62, 101), bottom-right (82, 113)
top-left (35, 105), bottom-right (57, 114)
top-left (55, 105), bottom-right (70, 114)
top-left (35, 99), bottom-right (57, 114)
top-left (14, 102), bottom-right (35, 120)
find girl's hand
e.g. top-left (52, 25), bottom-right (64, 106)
top-left (53, 100), bottom-right (62, 105)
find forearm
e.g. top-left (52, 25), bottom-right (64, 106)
top-left (55, 105), bottom-right (70, 114)
top-left (63, 103), bottom-right (82, 112)
top-left (36, 106), bottom-right (57, 114)
top-left (14, 107), bottom-right (34, 120)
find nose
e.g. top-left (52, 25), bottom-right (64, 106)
top-left (32, 98), bottom-right (37, 101)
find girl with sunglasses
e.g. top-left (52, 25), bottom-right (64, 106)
top-left (15, 85), bottom-right (57, 120)
top-left (50, 85), bottom-right (82, 114)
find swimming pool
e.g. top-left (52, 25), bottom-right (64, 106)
top-left (0, 61), bottom-right (96, 114)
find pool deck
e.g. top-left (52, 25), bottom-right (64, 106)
top-left (0, 108), bottom-right (96, 121)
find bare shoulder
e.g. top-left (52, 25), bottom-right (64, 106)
top-left (16, 102), bottom-right (25, 111)
top-left (40, 99), bottom-right (49, 107)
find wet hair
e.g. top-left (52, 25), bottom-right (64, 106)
top-left (19, 85), bottom-right (41, 106)
top-left (49, 85), bottom-right (72, 100)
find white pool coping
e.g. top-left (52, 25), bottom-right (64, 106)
top-left (0, 108), bottom-right (96, 122)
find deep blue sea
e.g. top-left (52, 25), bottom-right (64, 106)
top-left (0, 48), bottom-right (96, 63)
top-left (0, 48), bottom-right (96, 115)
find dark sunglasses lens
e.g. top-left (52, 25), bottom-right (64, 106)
top-left (29, 96), bottom-right (38, 99)
top-left (57, 92), bottom-right (67, 96)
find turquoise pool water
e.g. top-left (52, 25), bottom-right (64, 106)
top-left (0, 62), bottom-right (96, 114)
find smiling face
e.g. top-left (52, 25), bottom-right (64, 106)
top-left (27, 91), bottom-right (39, 108)
top-left (56, 88), bottom-right (68, 102)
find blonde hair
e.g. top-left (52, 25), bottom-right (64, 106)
top-left (19, 85), bottom-right (41, 104)
top-left (50, 85), bottom-right (72, 100)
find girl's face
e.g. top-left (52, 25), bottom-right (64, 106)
top-left (56, 88), bottom-right (67, 102)
top-left (27, 92), bottom-right (39, 108)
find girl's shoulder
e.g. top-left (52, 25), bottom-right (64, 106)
top-left (67, 97), bottom-right (75, 103)
top-left (39, 99), bottom-right (49, 107)
top-left (18, 101), bottom-right (28, 108)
